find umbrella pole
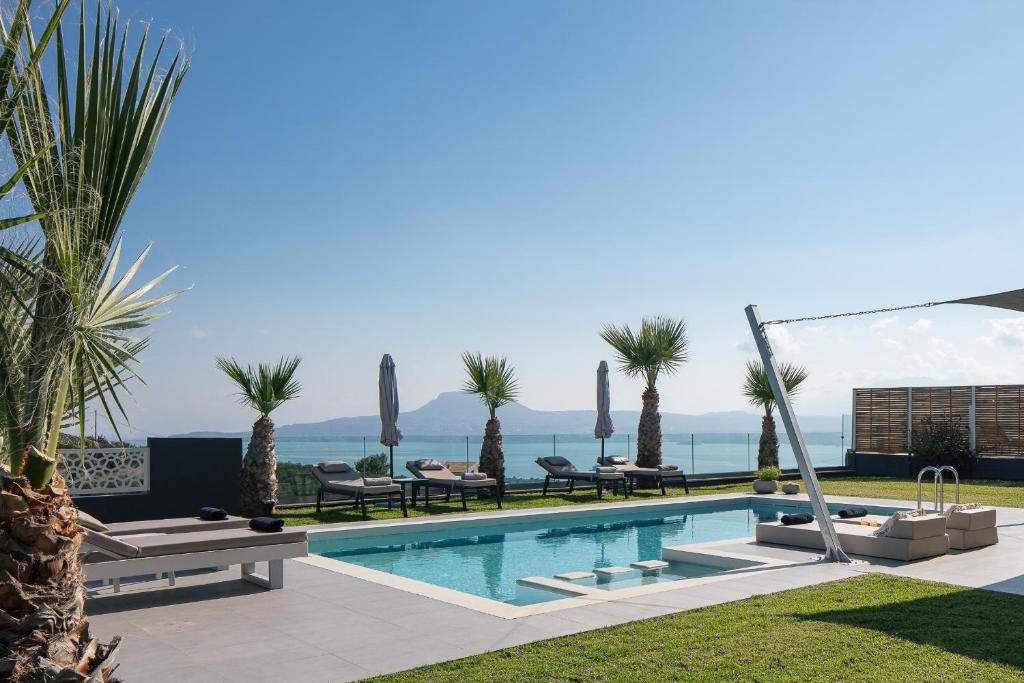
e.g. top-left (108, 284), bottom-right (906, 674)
top-left (601, 437), bottom-right (605, 465)
top-left (389, 445), bottom-right (394, 479)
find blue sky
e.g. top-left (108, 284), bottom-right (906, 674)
top-left (98, 1), bottom-right (1024, 436)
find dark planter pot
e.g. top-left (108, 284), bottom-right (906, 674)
top-left (753, 480), bottom-right (778, 494)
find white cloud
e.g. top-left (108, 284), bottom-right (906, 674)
top-left (908, 318), bottom-right (933, 334)
top-left (980, 317), bottom-right (1024, 347)
top-left (869, 316), bottom-right (899, 331)
top-left (735, 325), bottom-right (800, 355)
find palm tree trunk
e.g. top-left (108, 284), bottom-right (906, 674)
top-left (636, 387), bottom-right (662, 469)
top-left (758, 414), bottom-right (779, 469)
top-left (478, 417), bottom-right (505, 492)
top-left (240, 415), bottom-right (278, 517)
top-left (0, 480), bottom-right (120, 681)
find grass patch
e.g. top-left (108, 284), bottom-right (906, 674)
top-left (277, 476), bottom-right (1024, 526)
top-left (370, 575), bottom-right (1024, 682)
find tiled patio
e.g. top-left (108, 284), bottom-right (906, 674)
top-left (86, 496), bottom-right (1024, 682)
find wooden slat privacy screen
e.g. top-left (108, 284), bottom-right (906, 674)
top-left (853, 384), bottom-right (1024, 457)
top-left (975, 385), bottom-right (1024, 457)
top-left (853, 388), bottom-right (909, 454)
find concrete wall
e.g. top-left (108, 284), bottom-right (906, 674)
top-left (74, 437), bottom-right (242, 523)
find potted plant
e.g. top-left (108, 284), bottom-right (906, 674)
top-left (753, 466), bottom-right (781, 494)
top-left (782, 481), bottom-right (800, 495)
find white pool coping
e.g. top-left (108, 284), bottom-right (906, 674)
top-left (297, 491), bottom-right (889, 619)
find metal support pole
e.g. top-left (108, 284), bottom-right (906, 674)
top-left (969, 386), bottom-right (977, 452)
top-left (906, 388), bottom-right (913, 454)
top-left (600, 437), bottom-right (605, 465)
top-left (690, 434), bottom-right (695, 474)
top-left (747, 432), bottom-right (751, 471)
top-left (389, 445), bottom-right (394, 479)
top-left (746, 304), bottom-right (851, 563)
top-left (552, 434), bottom-right (556, 456)
top-left (466, 435), bottom-right (470, 467)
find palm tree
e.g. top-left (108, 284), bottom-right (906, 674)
top-left (743, 360), bottom-right (809, 469)
top-left (217, 356), bottom-right (302, 517)
top-left (461, 352), bottom-right (518, 492)
top-left (601, 317), bottom-right (689, 469)
top-left (0, 3), bottom-right (187, 679)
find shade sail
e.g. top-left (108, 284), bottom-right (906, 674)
top-left (378, 354), bottom-right (402, 447)
top-left (595, 360), bottom-right (614, 439)
top-left (947, 288), bottom-right (1024, 314)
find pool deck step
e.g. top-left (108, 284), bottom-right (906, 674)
top-left (516, 576), bottom-right (591, 596)
top-left (554, 571), bottom-right (596, 582)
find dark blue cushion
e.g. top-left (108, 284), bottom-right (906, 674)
top-left (837, 507), bottom-right (868, 519)
top-left (249, 516), bottom-right (284, 532)
top-left (781, 512), bottom-right (814, 526)
top-left (198, 507), bottom-right (228, 521)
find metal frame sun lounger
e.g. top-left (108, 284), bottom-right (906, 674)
top-left (82, 527), bottom-right (308, 591)
top-left (535, 456), bottom-right (627, 499)
top-left (311, 461), bottom-right (408, 519)
top-left (405, 459), bottom-right (502, 511)
top-left (600, 456), bottom-right (689, 495)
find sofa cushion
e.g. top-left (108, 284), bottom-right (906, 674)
top-left (318, 461), bottom-right (351, 473)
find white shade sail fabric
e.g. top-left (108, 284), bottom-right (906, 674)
top-left (378, 354), bottom-right (403, 447)
top-left (595, 360), bottom-right (615, 439)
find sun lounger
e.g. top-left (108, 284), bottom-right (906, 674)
top-left (311, 461), bottom-right (407, 519)
top-left (405, 459), bottom-right (502, 511)
top-left (535, 456), bottom-right (627, 499)
top-left (600, 456), bottom-right (689, 495)
top-left (76, 509), bottom-right (250, 536)
top-left (82, 527), bottom-right (307, 591)
top-left (757, 514), bottom-right (949, 561)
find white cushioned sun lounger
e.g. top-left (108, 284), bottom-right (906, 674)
top-left (311, 461), bottom-right (407, 519)
top-left (406, 459), bottom-right (502, 510)
top-left (82, 527), bottom-right (307, 591)
top-left (756, 519), bottom-right (949, 561)
top-left (536, 456), bottom-right (627, 499)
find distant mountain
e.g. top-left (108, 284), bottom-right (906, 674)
top-left (173, 391), bottom-right (844, 438)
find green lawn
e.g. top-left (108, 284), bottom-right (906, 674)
top-left (277, 476), bottom-right (1024, 526)
top-left (370, 575), bottom-right (1024, 682)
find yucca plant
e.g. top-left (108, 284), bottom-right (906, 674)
top-left (0, 2), bottom-right (188, 680)
top-left (217, 356), bottom-right (302, 517)
top-left (743, 360), bottom-right (808, 469)
top-left (601, 317), bottom-right (688, 469)
top-left (461, 352), bottom-right (518, 491)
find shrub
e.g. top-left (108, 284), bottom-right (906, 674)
top-left (911, 417), bottom-right (974, 473)
top-left (756, 466), bottom-right (781, 481)
top-left (356, 453), bottom-right (389, 477)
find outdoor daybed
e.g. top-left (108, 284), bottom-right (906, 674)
top-left (600, 455), bottom-right (689, 495)
top-left (311, 461), bottom-right (407, 518)
top-left (536, 456), bottom-right (627, 499)
top-left (82, 527), bottom-right (308, 591)
top-left (405, 459), bottom-right (502, 510)
top-left (756, 513), bottom-right (949, 561)
top-left (832, 508), bottom-right (998, 550)
top-left (77, 509), bottom-right (250, 536)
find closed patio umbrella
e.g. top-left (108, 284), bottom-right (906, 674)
top-left (379, 354), bottom-right (403, 478)
top-left (595, 360), bottom-right (615, 465)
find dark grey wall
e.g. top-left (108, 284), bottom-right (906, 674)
top-left (847, 450), bottom-right (1024, 481)
top-left (74, 437), bottom-right (242, 523)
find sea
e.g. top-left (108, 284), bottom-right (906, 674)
top-left (262, 432), bottom-right (848, 481)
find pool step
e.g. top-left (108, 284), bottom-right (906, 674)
top-left (593, 566), bottom-right (633, 577)
top-left (554, 571), bottom-right (596, 582)
top-left (630, 560), bottom-right (669, 571)
top-left (516, 576), bottom-right (590, 596)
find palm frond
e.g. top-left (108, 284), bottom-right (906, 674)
top-left (600, 316), bottom-right (689, 390)
top-left (217, 356), bottom-right (302, 417)
top-left (461, 352), bottom-right (519, 419)
top-left (742, 360), bottom-right (809, 417)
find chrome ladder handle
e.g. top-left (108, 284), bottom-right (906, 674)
top-left (916, 466), bottom-right (940, 511)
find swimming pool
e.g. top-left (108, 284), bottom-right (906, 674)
top-left (309, 498), bottom-right (899, 606)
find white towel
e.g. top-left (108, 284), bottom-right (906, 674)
top-left (873, 509), bottom-right (926, 538)
top-left (943, 502), bottom-right (982, 517)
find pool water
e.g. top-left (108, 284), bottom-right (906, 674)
top-left (310, 499), bottom-right (898, 605)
